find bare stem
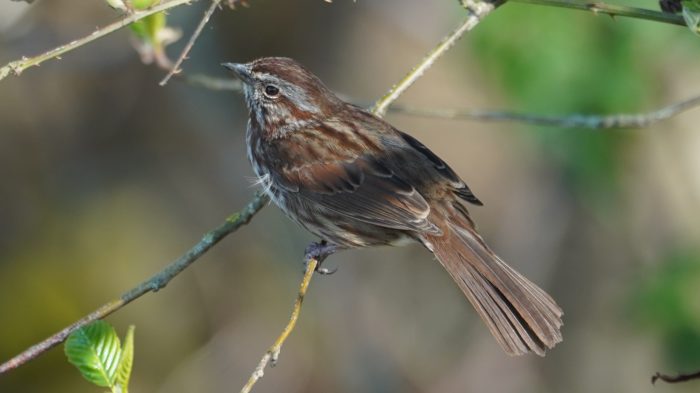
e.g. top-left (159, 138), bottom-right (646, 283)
top-left (239, 258), bottom-right (318, 393)
top-left (510, 0), bottom-right (686, 27)
top-left (372, 0), bottom-right (502, 117)
top-left (652, 369), bottom-right (700, 384)
top-left (160, 0), bottom-right (222, 86)
top-left (387, 94), bottom-right (700, 128)
top-left (0, 193), bottom-right (269, 375)
top-left (0, 0), bottom-right (195, 82)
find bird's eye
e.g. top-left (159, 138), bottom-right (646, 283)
top-left (264, 84), bottom-right (280, 98)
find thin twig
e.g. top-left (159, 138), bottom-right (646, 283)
top-left (388, 94), bottom-right (700, 128)
top-left (652, 369), bottom-right (700, 384)
top-left (182, 73), bottom-right (700, 129)
top-left (239, 258), bottom-right (318, 393)
top-left (160, 0), bottom-right (222, 86)
top-left (0, 0), bottom-right (195, 82)
top-left (510, 0), bottom-right (686, 27)
top-left (0, 193), bottom-right (269, 375)
top-left (372, 0), bottom-right (502, 117)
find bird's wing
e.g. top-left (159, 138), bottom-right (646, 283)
top-left (274, 153), bottom-right (440, 234)
top-left (397, 131), bottom-right (482, 206)
top-left (263, 111), bottom-right (479, 235)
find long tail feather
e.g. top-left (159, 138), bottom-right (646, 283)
top-left (423, 213), bottom-right (563, 356)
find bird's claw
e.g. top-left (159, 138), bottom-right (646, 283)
top-left (304, 240), bottom-right (339, 275)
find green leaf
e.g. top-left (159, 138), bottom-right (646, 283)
top-left (682, 0), bottom-right (700, 34)
top-left (128, 0), bottom-right (166, 43)
top-left (114, 325), bottom-right (135, 393)
top-left (64, 321), bottom-right (122, 388)
top-left (131, 0), bottom-right (160, 10)
top-left (129, 12), bottom-right (166, 43)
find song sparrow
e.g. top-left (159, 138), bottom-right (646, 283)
top-left (223, 57), bottom-right (563, 356)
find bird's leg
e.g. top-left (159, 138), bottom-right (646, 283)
top-left (304, 240), bottom-right (339, 275)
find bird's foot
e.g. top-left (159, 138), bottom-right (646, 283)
top-left (304, 240), bottom-right (339, 275)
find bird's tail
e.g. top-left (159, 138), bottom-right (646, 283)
top-left (422, 207), bottom-right (563, 356)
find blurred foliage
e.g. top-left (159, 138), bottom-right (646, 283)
top-left (633, 250), bottom-right (700, 368)
top-left (470, 4), bottom-right (658, 202)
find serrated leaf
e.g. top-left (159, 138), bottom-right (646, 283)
top-left (64, 321), bottom-right (122, 388)
top-left (114, 325), bottom-right (135, 393)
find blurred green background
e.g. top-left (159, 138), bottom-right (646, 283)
top-left (2, 1), bottom-right (700, 392)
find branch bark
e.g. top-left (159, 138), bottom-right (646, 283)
top-left (160, 0), bottom-right (223, 86)
top-left (239, 258), bottom-right (318, 393)
top-left (372, 0), bottom-right (502, 117)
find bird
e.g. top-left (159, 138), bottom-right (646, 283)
top-left (223, 57), bottom-right (563, 356)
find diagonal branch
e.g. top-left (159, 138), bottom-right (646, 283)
top-left (0, 193), bottom-right (269, 375)
top-left (0, 0), bottom-right (196, 82)
top-left (372, 0), bottom-right (502, 117)
top-left (239, 258), bottom-right (318, 393)
top-left (160, 0), bottom-right (223, 86)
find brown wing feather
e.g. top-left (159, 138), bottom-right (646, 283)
top-left (276, 156), bottom-right (440, 234)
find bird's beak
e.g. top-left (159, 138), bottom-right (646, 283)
top-left (221, 62), bottom-right (253, 85)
